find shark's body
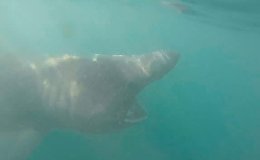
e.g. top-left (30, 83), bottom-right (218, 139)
top-left (0, 51), bottom-right (179, 159)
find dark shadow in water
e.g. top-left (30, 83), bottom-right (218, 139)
top-left (161, 0), bottom-right (260, 32)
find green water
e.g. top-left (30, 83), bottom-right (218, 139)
top-left (0, 0), bottom-right (260, 159)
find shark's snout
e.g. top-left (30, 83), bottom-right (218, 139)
top-left (140, 51), bottom-right (180, 81)
top-left (162, 51), bottom-right (180, 65)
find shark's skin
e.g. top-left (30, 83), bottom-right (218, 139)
top-left (0, 51), bottom-right (179, 160)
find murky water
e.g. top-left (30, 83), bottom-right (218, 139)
top-left (0, 0), bottom-right (259, 160)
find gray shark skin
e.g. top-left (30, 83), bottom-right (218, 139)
top-left (0, 51), bottom-right (179, 160)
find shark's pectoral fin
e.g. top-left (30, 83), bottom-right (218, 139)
top-left (124, 103), bottom-right (147, 123)
top-left (0, 129), bottom-right (44, 160)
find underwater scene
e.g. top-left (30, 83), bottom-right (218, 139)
top-left (0, 0), bottom-right (259, 160)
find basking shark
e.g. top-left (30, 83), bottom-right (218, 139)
top-left (0, 51), bottom-right (179, 160)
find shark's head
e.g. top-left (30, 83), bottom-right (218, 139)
top-left (58, 51), bottom-right (180, 133)
top-left (112, 51), bottom-right (180, 129)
